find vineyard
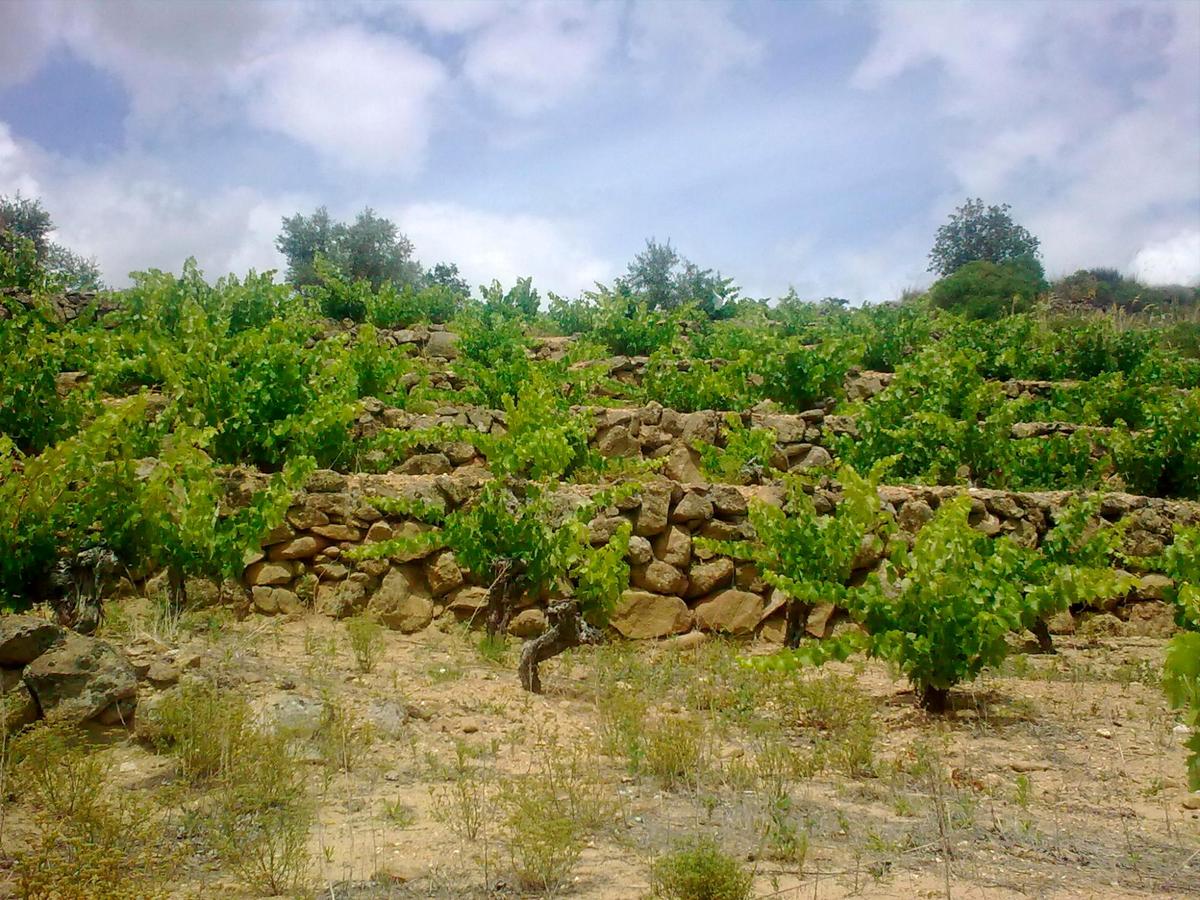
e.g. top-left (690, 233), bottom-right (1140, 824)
top-left (1, 247), bottom-right (1199, 898)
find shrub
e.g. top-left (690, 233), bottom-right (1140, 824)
top-left (650, 835), bottom-right (753, 900)
top-left (928, 255), bottom-right (1046, 320)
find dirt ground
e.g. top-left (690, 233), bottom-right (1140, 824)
top-left (2, 605), bottom-right (1198, 899)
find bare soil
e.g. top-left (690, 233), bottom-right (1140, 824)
top-left (3, 608), bottom-right (1198, 899)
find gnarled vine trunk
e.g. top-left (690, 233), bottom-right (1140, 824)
top-left (484, 558), bottom-right (526, 638)
top-left (518, 599), bottom-right (602, 694)
top-left (784, 599), bottom-right (813, 648)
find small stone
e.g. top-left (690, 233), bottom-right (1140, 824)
top-left (653, 526), bottom-right (692, 569)
top-left (1184, 794), bottom-right (1200, 810)
top-left (627, 535), bottom-right (653, 566)
top-left (424, 551), bottom-right (464, 597)
top-left (672, 493), bottom-right (714, 524)
top-left (366, 521), bottom-right (394, 543)
top-left (632, 560), bottom-right (687, 596)
top-left (244, 561), bottom-right (293, 587)
top-left (1096, 728), bottom-right (1113, 739)
top-left (508, 609), bottom-right (547, 638)
top-left (311, 523), bottom-right (362, 542)
top-left (460, 720), bottom-right (479, 735)
top-left (684, 558), bottom-right (734, 599)
top-left (145, 660), bottom-right (180, 686)
top-left (269, 536), bottom-right (329, 561)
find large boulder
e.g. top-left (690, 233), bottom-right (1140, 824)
top-left (610, 591), bottom-right (692, 639)
top-left (0, 616), bottom-right (66, 667)
top-left (369, 567), bottom-right (434, 633)
top-left (23, 634), bottom-right (137, 724)
top-left (693, 590), bottom-right (765, 636)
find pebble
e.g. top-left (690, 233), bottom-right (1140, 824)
top-left (1095, 728), bottom-right (1113, 739)
top-left (1184, 794), bottom-right (1200, 811)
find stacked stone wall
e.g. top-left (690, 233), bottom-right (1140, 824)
top-left (237, 471), bottom-right (1199, 642)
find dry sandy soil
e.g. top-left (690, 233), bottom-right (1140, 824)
top-left (2, 603), bottom-right (1198, 899)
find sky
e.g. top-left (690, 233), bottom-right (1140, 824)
top-left (0, 0), bottom-right (1198, 302)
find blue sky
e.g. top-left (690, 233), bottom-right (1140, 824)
top-left (1, 0), bottom-right (1197, 300)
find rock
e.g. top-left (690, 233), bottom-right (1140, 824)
top-left (596, 425), bottom-right (639, 458)
top-left (1046, 610), bottom-right (1076, 635)
top-left (758, 617), bottom-right (786, 643)
top-left (23, 634), bottom-right (137, 724)
top-left (424, 551), bottom-right (464, 597)
top-left (653, 526), bottom-right (692, 569)
top-left (256, 691), bottom-right (325, 738)
top-left (709, 485), bottom-right (748, 517)
top-left (370, 568), bottom-right (434, 633)
top-left (3, 686), bottom-right (39, 732)
top-left (366, 520), bottom-right (394, 543)
top-left (632, 560), bottom-right (688, 596)
top-left (1134, 573), bottom-right (1173, 602)
top-left (610, 591), bottom-right (692, 639)
top-left (0, 615), bottom-right (66, 667)
top-left (1123, 602), bottom-right (1177, 637)
top-left (447, 586), bottom-right (490, 615)
top-left (425, 330), bottom-right (459, 359)
top-left (317, 579), bottom-right (368, 619)
top-left (145, 659), bottom-right (180, 687)
top-left (898, 500), bottom-right (934, 533)
top-left (269, 536), bottom-right (329, 561)
top-left (685, 559), bottom-right (734, 599)
top-left (693, 590), bottom-right (765, 635)
top-left (805, 603), bottom-right (837, 638)
top-left (635, 484), bottom-right (672, 536)
top-left (315, 562), bottom-right (349, 581)
top-left (663, 631), bottom-right (709, 651)
top-left (590, 515), bottom-right (629, 544)
top-left (287, 506), bottom-right (330, 530)
top-left (508, 609), bottom-right (547, 638)
top-left (311, 523), bottom-right (362, 542)
top-left (662, 445), bottom-right (704, 483)
top-left (672, 492), bottom-right (714, 524)
top-left (306, 470), bottom-right (348, 493)
top-left (385, 522), bottom-right (442, 562)
top-left (627, 535), bottom-right (653, 565)
top-left (1184, 793), bottom-right (1200, 811)
top-left (244, 561), bottom-right (293, 587)
top-left (794, 446), bottom-right (833, 470)
top-left (398, 453), bottom-right (453, 476)
top-left (252, 587), bottom-right (303, 616)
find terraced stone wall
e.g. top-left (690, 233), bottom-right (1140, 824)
top-left (238, 471), bottom-right (1199, 643)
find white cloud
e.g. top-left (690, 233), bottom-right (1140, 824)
top-left (241, 26), bottom-right (447, 174)
top-left (396, 202), bottom-right (611, 296)
top-left (460, 3), bottom-right (619, 116)
top-left (854, 0), bottom-right (1200, 277)
top-left (1131, 230), bottom-right (1200, 285)
top-left (627, 0), bottom-right (764, 88)
top-left (0, 2), bottom-right (58, 89)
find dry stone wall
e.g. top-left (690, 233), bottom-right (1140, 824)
top-left (237, 471), bottom-right (1199, 642)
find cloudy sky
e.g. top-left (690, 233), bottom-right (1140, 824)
top-left (1, 0), bottom-right (1198, 301)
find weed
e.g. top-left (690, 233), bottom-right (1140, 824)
top-left (210, 730), bottom-right (313, 896)
top-left (382, 798), bottom-right (417, 827)
top-left (315, 695), bottom-right (376, 775)
top-left (345, 613), bottom-right (386, 674)
top-left (644, 715), bottom-right (707, 790)
top-left (496, 778), bottom-right (585, 897)
top-left (142, 678), bottom-right (254, 783)
top-left (431, 741), bottom-right (491, 842)
top-left (649, 835), bottom-right (753, 900)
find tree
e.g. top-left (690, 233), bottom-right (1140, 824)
top-left (0, 193), bottom-right (103, 291)
top-left (618, 238), bottom-right (738, 317)
top-left (928, 198), bottom-right (1041, 277)
top-left (275, 206), bottom-right (422, 290)
top-left (425, 262), bottom-right (471, 298)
